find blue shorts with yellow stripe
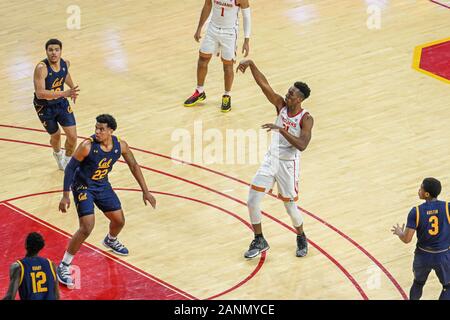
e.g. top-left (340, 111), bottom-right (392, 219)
top-left (72, 184), bottom-right (122, 217)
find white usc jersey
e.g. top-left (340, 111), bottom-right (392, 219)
top-left (268, 107), bottom-right (310, 160)
top-left (211, 0), bottom-right (240, 28)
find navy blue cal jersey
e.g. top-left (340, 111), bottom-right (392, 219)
top-left (33, 58), bottom-right (68, 106)
top-left (73, 135), bottom-right (122, 190)
top-left (407, 200), bottom-right (450, 253)
top-left (17, 256), bottom-right (57, 300)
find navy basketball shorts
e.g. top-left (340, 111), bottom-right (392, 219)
top-left (73, 185), bottom-right (122, 217)
top-left (413, 250), bottom-right (450, 285)
top-left (34, 99), bottom-right (76, 134)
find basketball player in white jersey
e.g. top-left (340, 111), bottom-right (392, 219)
top-left (236, 59), bottom-right (313, 259)
top-left (184, 0), bottom-right (251, 113)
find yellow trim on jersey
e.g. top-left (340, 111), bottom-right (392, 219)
top-left (415, 206), bottom-right (420, 228)
top-left (115, 135), bottom-right (120, 142)
top-left (47, 259), bottom-right (57, 281)
top-left (16, 260), bottom-right (24, 286)
top-left (446, 201), bottom-right (450, 225)
top-left (88, 137), bottom-right (94, 142)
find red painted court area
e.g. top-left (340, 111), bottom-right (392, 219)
top-left (420, 40), bottom-right (450, 80)
top-left (0, 202), bottom-right (194, 300)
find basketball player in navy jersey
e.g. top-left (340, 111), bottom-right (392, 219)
top-left (3, 232), bottom-right (59, 300)
top-left (392, 178), bottom-right (450, 300)
top-left (33, 39), bottom-right (80, 170)
top-left (56, 114), bottom-right (157, 286)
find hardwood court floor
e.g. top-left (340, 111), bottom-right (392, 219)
top-left (0, 0), bottom-right (449, 299)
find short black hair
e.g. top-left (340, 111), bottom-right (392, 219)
top-left (422, 177), bottom-right (442, 198)
top-left (45, 39), bottom-right (62, 50)
top-left (25, 232), bottom-right (45, 256)
top-left (294, 82), bottom-right (311, 100)
top-left (96, 114), bottom-right (117, 131)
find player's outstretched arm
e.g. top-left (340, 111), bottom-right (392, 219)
top-left (2, 263), bottom-right (21, 300)
top-left (59, 139), bottom-right (91, 213)
top-left (194, 0), bottom-right (213, 42)
top-left (121, 140), bottom-right (156, 209)
top-left (236, 59), bottom-right (285, 112)
top-left (240, 0), bottom-right (251, 57)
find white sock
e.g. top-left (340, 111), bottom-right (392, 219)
top-left (107, 234), bottom-right (117, 241)
top-left (65, 155), bottom-right (71, 163)
top-left (196, 86), bottom-right (204, 93)
top-left (53, 150), bottom-right (63, 156)
top-left (62, 251), bottom-right (74, 266)
top-left (224, 91), bottom-right (230, 96)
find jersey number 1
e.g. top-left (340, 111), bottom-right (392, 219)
top-left (221, 7), bottom-right (224, 16)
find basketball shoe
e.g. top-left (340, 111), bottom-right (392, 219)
top-left (184, 90), bottom-right (206, 107)
top-left (296, 232), bottom-right (308, 257)
top-left (53, 150), bottom-right (65, 171)
top-left (244, 236), bottom-right (269, 259)
top-left (57, 262), bottom-right (74, 286)
top-left (102, 236), bottom-right (129, 256)
top-left (221, 95), bottom-right (231, 113)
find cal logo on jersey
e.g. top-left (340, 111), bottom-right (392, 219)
top-left (78, 193), bottom-right (87, 201)
top-left (52, 78), bottom-right (64, 89)
top-left (98, 158), bottom-right (112, 169)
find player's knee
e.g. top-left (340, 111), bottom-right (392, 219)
top-left (50, 130), bottom-right (61, 139)
top-left (65, 133), bottom-right (77, 145)
top-left (222, 60), bottom-right (234, 69)
top-left (78, 218), bottom-right (95, 236)
top-left (413, 279), bottom-right (426, 287)
top-left (284, 201), bottom-right (303, 227)
top-left (247, 189), bottom-right (261, 210)
top-left (115, 217), bottom-right (125, 228)
top-left (79, 225), bottom-right (93, 238)
top-left (198, 55), bottom-right (211, 66)
top-left (247, 189), bottom-right (263, 224)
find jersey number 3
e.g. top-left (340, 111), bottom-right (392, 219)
top-left (428, 216), bottom-right (439, 235)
